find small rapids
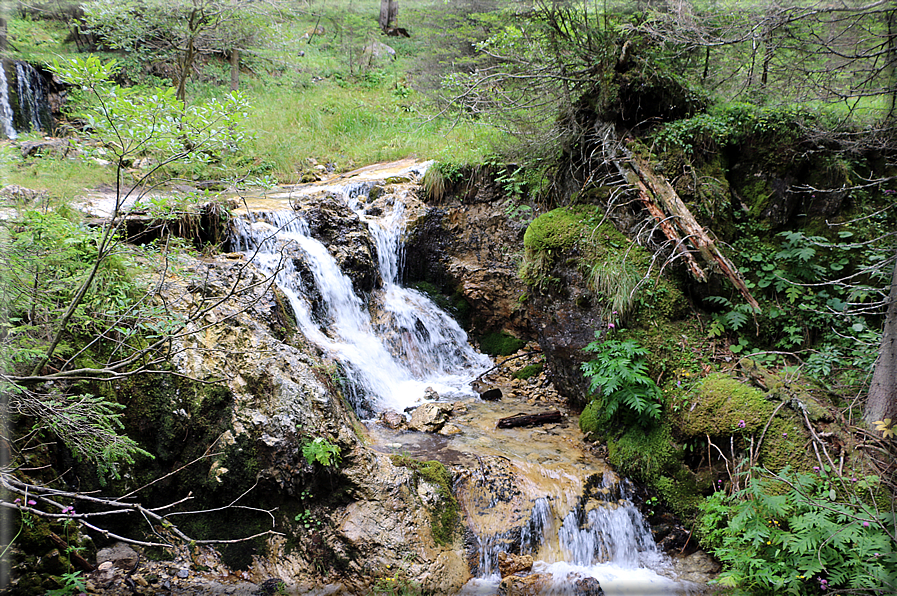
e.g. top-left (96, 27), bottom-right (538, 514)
top-left (231, 160), bottom-right (703, 595)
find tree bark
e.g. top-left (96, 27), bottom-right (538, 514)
top-left (230, 48), bottom-right (239, 91)
top-left (496, 411), bottom-right (562, 428)
top-left (379, 0), bottom-right (398, 32)
top-left (866, 253), bottom-right (897, 426)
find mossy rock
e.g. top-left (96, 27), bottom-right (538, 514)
top-left (654, 473), bottom-right (704, 520)
top-left (390, 456), bottom-right (459, 547)
top-left (605, 422), bottom-right (681, 483)
top-left (478, 331), bottom-right (525, 356)
top-left (513, 363), bottom-right (543, 380)
top-left (678, 373), bottom-right (774, 437)
top-left (522, 206), bottom-right (594, 254)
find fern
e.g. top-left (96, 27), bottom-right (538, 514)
top-left (581, 337), bottom-right (663, 427)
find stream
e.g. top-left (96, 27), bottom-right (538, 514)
top-left (230, 160), bottom-right (704, 595)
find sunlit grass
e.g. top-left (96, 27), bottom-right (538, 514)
top-left (3, 152), bottom-right (112, 203)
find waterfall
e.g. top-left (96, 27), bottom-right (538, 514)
top-left (15, 62), bottom-right (49, 134)
top-left (0, 60), bottom-right (51, 139)
top-left (231, 169), bottom-right (491, 416)
top-left (0, 64), bottom-right (17, 140)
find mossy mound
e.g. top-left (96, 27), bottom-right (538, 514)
top-left (522, 205), bottom-right (592, 254)
top-left (513, 363), bottom-right (543, 380)
top-left (479, 331), bottom-right (526, 356)
top-left (679, 373), bottom-right (774, 437)
top-left (606, 422), bottom-right (680, 483)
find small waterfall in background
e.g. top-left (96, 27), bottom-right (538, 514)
top-left (0, 60), bottom-right (52, 139)
top-left (0, 64), bottom-right (17, 140)
top-left (230, 164), bottom-right (491, 416)
top-left (15, 62), bottom-right (49, 134)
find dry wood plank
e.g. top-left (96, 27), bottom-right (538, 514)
top-left (496, 410), bottom-right (562, 429)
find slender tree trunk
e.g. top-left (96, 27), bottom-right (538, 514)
top-left (230, 49), bottom-right (239, 91)
top-left (866, 253), bottom-right (897, 426)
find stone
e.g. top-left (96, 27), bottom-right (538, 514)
top-left (497, 552), bottom-right (533, 578)
top-left (408, 402), bottom-right (453, 432)
top-left (498, 573), bottom-right (550, 596)
top-left (423, 386), bottom-right (440, 401)
top-left (96, 542), bottom-right (139, 570)
top-left (481, 388), bottom-right (503, 401)
top-left (378, 410), bottom-right (408, 430)
top-left (438, 423), bottom-right (461, 436)
top-left (360, 40), bottom-right (396, 66)
top-left (574, 577), bottom-right (605, 595)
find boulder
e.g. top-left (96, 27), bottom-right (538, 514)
top-left (378, 410), bottom-right (408, 430)
top-left (408, 402), bottom-right (453, 432)
top-left (96, 542), bottom-right (139, 570)
top-left (498, 573), bottom-right (550, 596)
top-left (360, 40), bottom-right (396, 67)
top-left (497, 552), bottom-right (533, 578)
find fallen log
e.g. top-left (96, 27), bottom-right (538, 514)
top-left (496, 410), bottom-right (562, 429)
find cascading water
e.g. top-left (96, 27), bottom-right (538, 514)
top-left (15, 62), bottom-right (49, 134)
top-left (232, 161), bottom-right (703, 594)
top-left (0, 60), bottom-right (51, 139)
top-left (0, 64), bottom-right (17, 140)
top-left (230, 164), bottom-right (491, 416)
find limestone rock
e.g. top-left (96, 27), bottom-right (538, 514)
top-left (378, 410), bottom-right (407, 430)
top-left (498, 573), bottom-right (550, 596)
top-left (408, 402), bottom-right (453, 432)
top-left (497, 552), bottom-right (533, 578)
top-left (574, 577), bottom-right (605, 595)
top-left (96, 542), bottom-right (139, 570)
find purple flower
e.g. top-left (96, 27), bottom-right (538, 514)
top-left (62, 506), bottom-right (75, 515)
top-left (813, 466), bottom-right (820, 472)
top-left (608, 323), bottom-right (615, 329)
top-left (863, 521), bottom-right (870, 527)
top-left (782, 432), bottom-right (787, 437)
top-left (819, 578), bottom-right (828, 591)
top-left (14, 498), bottom-right (21, 505)
top-left (612, 311), bottom-right (618, 315)
top-left (737, 420), bottom-right (746, 428)
top-left (27, 499), bottom-right (36, 506)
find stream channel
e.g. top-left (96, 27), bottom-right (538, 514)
top-left (229, 160), bottom-right (704, 595)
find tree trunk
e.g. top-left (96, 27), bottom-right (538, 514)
top-left (230, 49), bottom-right (239, 91)
top-left (379, 0), bottom-right (398, 32)
top-left (866, 254), bottom-right (897, 426)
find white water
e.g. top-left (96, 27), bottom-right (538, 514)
top-left (15, 62), bottom-right (48, 133)
top-left (231, 172), bottom-right (491, 416)
top-left (0, 65), bottom-right (17, 140)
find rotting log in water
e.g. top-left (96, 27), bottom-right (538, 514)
top-left (496, 410), bottom-right (562, 428)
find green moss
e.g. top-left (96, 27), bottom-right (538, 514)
top-left (522, 206), bottom-right (593, 254)
top-left (390, 455), bottom-right (459, 547)
top-left (679, 373), bottom-right (774, 437)
top-left (478, 331), bottom-right (525, 356)
top-left (579, 400), bottom-right (604, 438)
top-left (513, 363), bottom-right (543, 380)
top-left (654, 474), bottom-right (704, 520)
top-left (606, 422), bottom-right (680, 483)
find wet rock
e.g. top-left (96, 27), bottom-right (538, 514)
top-left (671, 549), bottom-right (722, 584)
top-left (423, 386), bottom-right (440, 401)
top-left (497, 552), bottom-right (533, 578)
top-left (96, 542), bottom-right (139, 570)
top-left (574, 577), bottom-right (605, 595)
top-left (176, 568), bottom-right (189, 578)
top-left (438, 423), bottom-right (462, 436)
top-left (498, 573), bottom-right (550, 596)
top-left (481, 388), bottom-right (502, 401)
top-left (378, 410), bottom-right (407, 430)
top-left (408, 402), bottom-right (453, 432)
